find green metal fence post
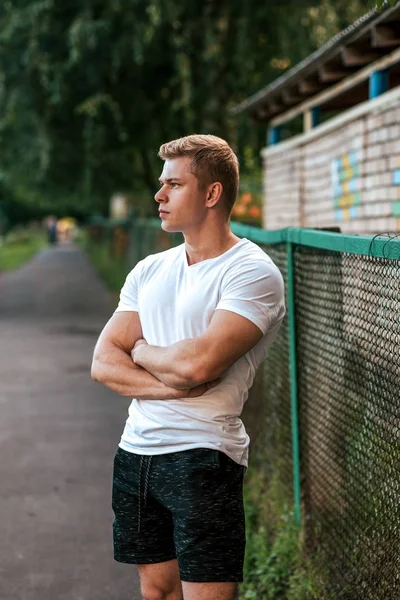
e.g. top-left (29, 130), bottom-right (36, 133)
top-left (286, 240), bottom-right (301, 525)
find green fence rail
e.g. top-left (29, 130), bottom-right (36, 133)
top-left (124, 218), bottom-right (400, 599)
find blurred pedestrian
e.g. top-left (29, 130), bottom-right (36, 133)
top-left (46, 216), bottom-right (58, 245)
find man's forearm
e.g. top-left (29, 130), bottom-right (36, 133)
top-left (133, 339), bottom-right (206, 388)
top-left (91, 343), bottom-right (184, 399)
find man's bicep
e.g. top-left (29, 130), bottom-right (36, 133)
top-left (199, 309), bottom-right (263, 379)
top-left (95, 311), bottom-right (143, 355)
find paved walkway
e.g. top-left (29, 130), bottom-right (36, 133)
top-left (0, 243), bottom-right (140, 600)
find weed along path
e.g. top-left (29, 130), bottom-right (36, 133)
top-left (0, 243), bottom-right (140, 600)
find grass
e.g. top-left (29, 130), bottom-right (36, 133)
top-left (0, 229), bottom-right (47, 272)
top-left (239, 468), bottom-right (323, 600)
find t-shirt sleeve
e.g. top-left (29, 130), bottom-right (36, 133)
top-left (215, 259), bottom-right (286, 335)
top-left (114, 261), bottom-right (142, 312)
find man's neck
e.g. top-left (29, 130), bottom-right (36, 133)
top-left (184, 225), bottom-right (240, 266)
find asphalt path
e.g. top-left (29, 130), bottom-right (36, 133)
top-left (0, 243), bottom-right (140, 600)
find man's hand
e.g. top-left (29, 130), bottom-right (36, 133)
top-left (132, 338), bottom-right (148, 351)
top-left (131, 339), bottom-right (148, 363)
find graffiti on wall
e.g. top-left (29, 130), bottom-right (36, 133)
top-left (392, 161), bottom-right (400, 219)
top-left (331, 151), bottom-right (362, 221)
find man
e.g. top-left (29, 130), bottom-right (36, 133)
top-left (91, 134), bottom-right (285, 600)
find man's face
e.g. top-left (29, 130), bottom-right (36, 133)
top-left (155, 157), bottom-right (209, 233)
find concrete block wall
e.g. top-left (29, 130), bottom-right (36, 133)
top-left (262, 87), bottom-right (400, 234)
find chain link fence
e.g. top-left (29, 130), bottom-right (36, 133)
top-left (126, 218), bottom-right (400, 599)
top-left (296, 245), bottom-right (400, 598)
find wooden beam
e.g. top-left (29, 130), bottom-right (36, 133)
top-left (234, 4), bottom-right (400, 117)
top-left (263, 86), bottom-right (400, 159)
top-left (254, 101), bottom-right (281, 121)
top-left (341, 45), bottom-right (380, 67)
top-left (318, 64), bottom-right (349, 82)
top-left (270, 44), bottom-right (400, 127)
top-left (299, 79), bottom-right (324, 95)
top-left (303, 106), bottom-right (320, 132)
top-left (372, 24), bottom-right (400, 48)
top-left (282, 89), bottom-right (302, 105)
top-left (268, 100), bottom-right (283, 115)
top-left (303, 110), bottom-right (312, 133)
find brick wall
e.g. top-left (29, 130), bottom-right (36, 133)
top-left (262, 87), bottom-right (400, 234)
top-left (263, 145), bottom-right (302, 228)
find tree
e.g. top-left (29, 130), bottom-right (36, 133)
top-left (375, 0), bottom-right (398, 9)
top-left (0, 0), bottom-right (370, 222)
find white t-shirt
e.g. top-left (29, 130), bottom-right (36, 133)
top-left (115, 238), bottom-right (285, 466)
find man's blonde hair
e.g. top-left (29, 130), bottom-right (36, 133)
top-left (158, 134), bottom-right (239, 214)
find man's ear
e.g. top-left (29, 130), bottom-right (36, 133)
top-left (205, 182), bottom-right (223, 208)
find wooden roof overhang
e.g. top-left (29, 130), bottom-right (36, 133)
top-left (233, 3), bottom-right (400, 127)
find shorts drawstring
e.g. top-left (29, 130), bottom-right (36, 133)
top-left (138, 456), bottom-right (153, 532)
top-left (143, 456), bottom-right (152, 506)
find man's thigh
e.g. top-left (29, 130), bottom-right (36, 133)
top-left (112, 448), bottom-right (176, 565)
top-left (112, 447), bottom-right (246, 584)
top-left (152, 449), bottom-right (246, 584)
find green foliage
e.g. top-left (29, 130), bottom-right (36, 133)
top-left (0, 227), bottom-right (46, 272)
top-left (375, 0), bottom-right (398, 10)
top-left (0, 0), bottom-right (367, 221)
top-left (241, 518), bottom-right (299, 599)
top-left (240, 471), bottom-right (323, 600)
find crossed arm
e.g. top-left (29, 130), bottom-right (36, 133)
top-left (91, 311), bottom-right (180, 399)
top-left (132, 309), bottom-right (263, 389)
top-left (91, 309), bottom-right (263, 398)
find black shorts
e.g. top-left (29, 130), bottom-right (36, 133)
top-left (112, 447), bottom-right (246, 582)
